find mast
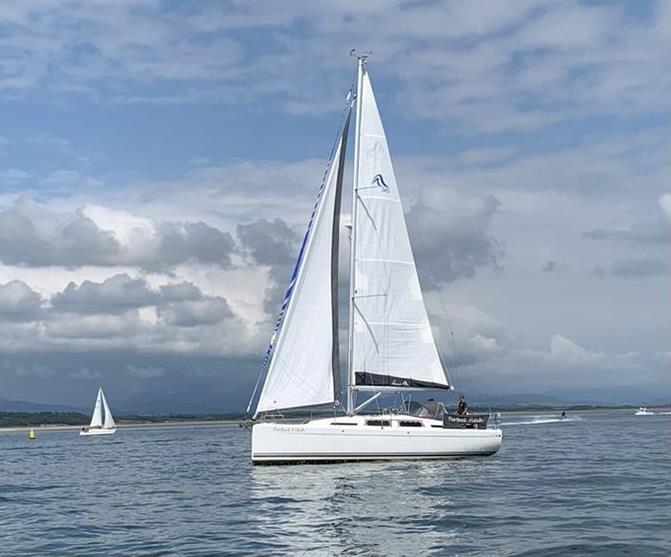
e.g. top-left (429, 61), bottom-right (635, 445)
top-left (347, 54), bottom-right (367, 415)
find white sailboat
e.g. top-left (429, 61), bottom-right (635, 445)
top-left (80, 387), bottom-right (117, 436)
top-left (247, 56), bottom-right (502, 464)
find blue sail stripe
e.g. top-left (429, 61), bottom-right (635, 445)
top-left (246, 86), bottom-right (355, 415)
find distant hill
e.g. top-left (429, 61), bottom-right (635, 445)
top-left (0, 397), bottom-right (84, 413)
top-left (466, 386), bottom-right (667, 407)
top-left (116, 392), bottom-right (240, 414)
top-left (468, 393), bottom-right (564, 406)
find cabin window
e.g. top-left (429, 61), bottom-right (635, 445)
top-left (366, 420), bottom-right (391, 427)
top-left (330, 422), bottom-right (357, 426)
top-left (399, 421), bottom-right (423, 427)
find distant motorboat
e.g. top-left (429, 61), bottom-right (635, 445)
top-left (634, 407), bottom-right (654, 416)
top-left (80, 387), bottom-right (116, 436)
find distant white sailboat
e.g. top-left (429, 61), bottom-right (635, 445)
top-left (634, 407), bottom-right (654, 416)
top-left (80, 387), bottom-right (116, 436)
top-left (246, 56), bottom-right (502, 464)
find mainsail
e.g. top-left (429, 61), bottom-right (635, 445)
top-left (90, 388), bottom-right (104, 428)
top-left (350, 70), bottom-right (448, 391)
top-left (253, 106), bottom-right (351, 417)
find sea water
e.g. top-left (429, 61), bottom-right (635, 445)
top-left (0, 409), bottom-right (669, 556)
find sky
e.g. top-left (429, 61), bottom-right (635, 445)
top-left (0, 0), bottom-right (669, 411)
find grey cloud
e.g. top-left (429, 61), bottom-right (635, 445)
top-left (237, 218), bottom-right (300, 312)
top-left (0, 280), bottom-right (43, 321)
top-left (542, 260), bottom-right (567, 273)
top-left (237, 218), bottom-right (299, 266)
top-left (151, 221), bottom-right (236, 270)
top-left (0, 200), bottom-right (122, 267)
top-left (407, 189), bottom-right (503, 286)
top-left (67, 367), bottom-right (102, 380)
top-left (45, 311), bottom-right (144, 340)
top-left (160, 282), bottom-right (203, 301)
top-left (125, 364), bottom-right (165, 379)
top-left (0, 200), bottom-right (236, 270)
top-left (158, 298), bottom-right (233, 328)
top-left (52, 274), bottom-right (159, 314)
top-left (583, 221), bottom-right (668, 246)
top-left (605, 258), bottom-right (669, 278)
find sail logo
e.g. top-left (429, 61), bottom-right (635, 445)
top-left (372, 173), bottom-right (390, 192)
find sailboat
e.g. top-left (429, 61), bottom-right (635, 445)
top-left (80, 387), bottom-right (117, 436)
top-left (247, 56), bottom-right (502, 464)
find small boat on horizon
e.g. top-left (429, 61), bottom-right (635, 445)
top-left (245, 56), bottom-right (502, 464)
top-left (634, 407), bottom-right (654, 416)
top-left (80, 387), bottom-right (117, 436)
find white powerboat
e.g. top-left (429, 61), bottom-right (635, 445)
top-left (246, 55), bottom-right (502, 464)
top-left (634, 407), bottom-right (654, 416)
top-left (80, 387), bottom-right (117, 436)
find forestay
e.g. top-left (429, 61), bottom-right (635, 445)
top-left (352, 71), bottom-right (448, 390)
top-left (254, 111), bottom-right (350, 417)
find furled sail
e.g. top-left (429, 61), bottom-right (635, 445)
top-left (351, 71), bottom-right (448, 390)
top-left (101, 390), bottom-right (115, 429)
top-left (253, 108), bottom-right (351, 417)
top-left (89, 388), bottom-right (104, 428)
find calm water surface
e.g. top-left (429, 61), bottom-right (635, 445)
top-left (0, 410), bottom-right (669, 556)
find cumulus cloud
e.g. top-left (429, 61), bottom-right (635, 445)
top-left (237, 218), bottom-right (300, 312)
top-left (0, 200), bottom-right (235, 270)
top-left (0, 280), bottom-right (43, 321)
top-left (159, 282), bottom-right (203, 302)
top-left (52, 274), bottom-right (159, 314)
top-left (0, 273), bottom-right (258, 359)
top-left (407, 187), bottom-right (503, 286)
top-left (157, 298), bottom-right (233, 328)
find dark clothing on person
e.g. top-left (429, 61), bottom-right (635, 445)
top-left (457, 399), bottom-right (468, 416)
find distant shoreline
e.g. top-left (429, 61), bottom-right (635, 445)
top-left (1, 404), bottom-right (669, 434)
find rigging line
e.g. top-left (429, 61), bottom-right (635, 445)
top-left (245, 83), bottom-right (356, 418)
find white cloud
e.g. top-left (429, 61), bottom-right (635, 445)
top-left (659, 193), bottom-right (671, 224)
top-left (125, 364), bottom-right (164, 379)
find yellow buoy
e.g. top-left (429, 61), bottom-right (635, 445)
top-left (28, 428), bottom-right (35, 440)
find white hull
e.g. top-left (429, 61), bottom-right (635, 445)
top-left (635, 407), bottom-right (654, 416)
top-left (251, 414), bottom-right (502, 464)
top-left (79, 427), bottom-right (116, 436)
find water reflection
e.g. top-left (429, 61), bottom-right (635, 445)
top-left (250, 460), bottom-right (466, 556)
